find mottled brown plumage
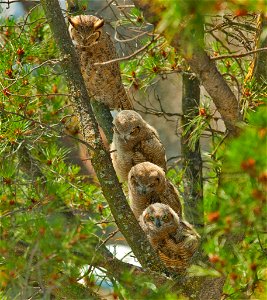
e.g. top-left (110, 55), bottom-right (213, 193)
top-left (68, 15), bottom-right (132, 110)
top-left (128, 162), bottom-right (182, 219)
top-left (139, 203), bottom-right (200, 272)
top-left (110, 111), bottom-right (166, 181)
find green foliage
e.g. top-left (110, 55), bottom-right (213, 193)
top-left (182, 102), bottom-right (213, 151)
top-left (0, 8), bottom-right (111, 298)
top-left (121, 36), bottom-right (184, 91)
top-left (202, 106), bottom-right (267, 299)
top-left (0, 2), bottom-right (266, 300)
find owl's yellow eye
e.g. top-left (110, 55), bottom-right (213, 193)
top-left (149, 216), bottom-right (155, 221)
top-left (162, 215), bottom-right (168, 221)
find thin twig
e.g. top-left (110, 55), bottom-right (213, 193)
top-left (211, 47), bottom-right (267, 60)
top-left (94, 39), bottom-right (156, 66)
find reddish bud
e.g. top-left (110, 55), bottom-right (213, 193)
top-left (161, 50), bottom-right (167, 58)
top-left (209, 254), bottom-right (220, 263)
top-left (199, 108), bottom-right (206, 116)
top-left (52, 84), bottom-right (58, 93)
top-left (207, 211), bottom-right (220, 222)
top-left (250, 263), bottom-right (257, 271)
top-left (39, 227), bottom-right (46, 236)
top-left (258, 172), bottom-right (267, 185)
top-left (235, 8), bottom-right (247, 17)
top-left (9, 200), bottom-right (15, 205)
top-left (3, 88), bottom-right (11, 96)
top-left (3, 178), bottom-right (12, 185)
top-left (136, 16), bottom-right (143, 23)
top-left (241, 158), bottom-right (255, 171)
top-left (26, 109), bottom-right (35, 116)
top-left (97, 204), bottom-right (103, 214)
top-left (14, 129), bottom-right (22, 135)
top-left (243, 88), bottom-right (251, 97)
top-left (152, 66), bottom-right (159, 73)
top-left (251, 189), bottom-right (265, 201)
top-left (258, 128), bottom-right (267, 139)
top-left (213, 0), bottom-right (223, 11)
top-left (17, 47), bottom-right (25, 56)
top-left (230, 273), bottom-right (238, 281)
top-left (5, 69), bottom-right (13, 78)
top-left (46, 160), bottom-right (52, 166)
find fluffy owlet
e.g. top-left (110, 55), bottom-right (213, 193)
top-left (110, 110), bottom-right (167, 181)
top-left (139, 203), bottom-right (200, 272)
top-left (68, 15), bottom-right (132, 110)
top-left (128, 162), bottom-right (182, 219)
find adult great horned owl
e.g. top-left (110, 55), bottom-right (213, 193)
top-left (68, 15), bottom-right (132, 110)
top-left (128, 162), bottom-right (182, 219)
top-left (139, 203), bottom-right (200, 272)
top-left (110, 110), bottom-right (166, 181)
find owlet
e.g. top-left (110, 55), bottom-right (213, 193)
top-left (110, 110), bottom-right (167, 181)
top-left (128, 162), bottom-right (182, 219)
top-left (139, 203), bottom-right (200, 272)
top-left (68, 15), bottom-right (132, 110)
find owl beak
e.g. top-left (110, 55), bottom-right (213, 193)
top-left (140, 187), bottom-right (147, 195)
top-left (155, 217), bottom-right (161, 228)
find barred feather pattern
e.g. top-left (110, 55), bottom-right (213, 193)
top-left (110, 110), bottom-right (166, 181)
top-left (128, 162), bottom-right (182, 219)
top-left (139, 203), bottom-right (200, 272)
top-left (69, 15), bottom-right (132, 110)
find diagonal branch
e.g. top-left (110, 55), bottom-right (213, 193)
top-left (40, 0), bottom-right (167, 273)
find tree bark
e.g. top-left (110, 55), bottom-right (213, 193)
top-left (40, 0), bottom-right (167, 273)
top-left (251, 14), bottom-right (267, 84)
top-left (133, 0), bottom-right (241, 136)
top-left (181, 74), bottom-right (204, 227)
top-left (91, 100), bottom-right (113, 144)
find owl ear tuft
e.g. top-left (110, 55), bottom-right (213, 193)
top-left (94, 19), bottom-right (104, 30)
top-left (68, 17), bottom-right (79, 28)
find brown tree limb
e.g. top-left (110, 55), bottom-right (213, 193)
top-left (181, 74), bottom-right (204, 227)
top-left (40, 0), bottom-right (167, 273)
top-left (132, 0), bottom-right (241, 136)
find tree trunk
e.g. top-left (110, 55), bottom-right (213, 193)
top-left (181, 74), bottom-right (204, 227)
top-left (251, 14), bottom-right (267, 84)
